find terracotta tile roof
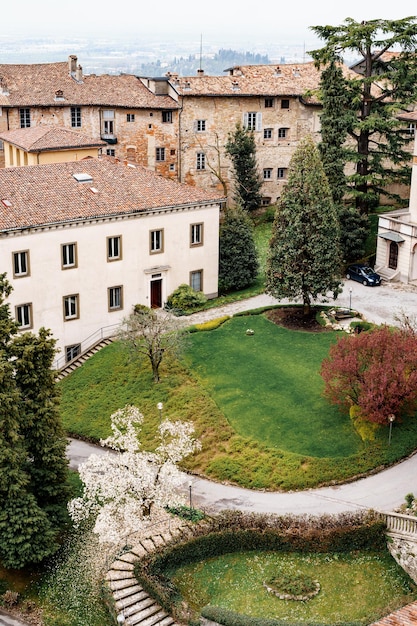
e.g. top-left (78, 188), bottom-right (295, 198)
top-left (368, 600), bottom-right (417, 625)
top-left (173, 62), bottom-right (357, 99)
top-left (0, 61), bottom-right (179, 110)
top-left (0, 157), bottom-right (223, 231)
top-left (0, 126), bottom-right (107, 151)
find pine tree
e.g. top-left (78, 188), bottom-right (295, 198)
top-left (266, 135), bottom-right (342, 314)
top-left (310, 17), bottom-right (417, 213)
top-left (318, 59), bottom-right (369, 262)
top-left (219, 206), bottom-right (259, 292)
top-left (225, 123), bottom-right (262, 212)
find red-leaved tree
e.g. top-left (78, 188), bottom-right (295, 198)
top-left (320, 326), bottom-right (417, 425)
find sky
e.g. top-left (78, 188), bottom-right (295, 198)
top-left (3, 0), bottom-right (417, 49)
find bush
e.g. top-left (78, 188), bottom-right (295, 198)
top-left (166, 284), bottom-right (207, 313)
top-left (201, 605), bottom-right (363, 626)
top-left (194, 316), bottom-right (230, 332)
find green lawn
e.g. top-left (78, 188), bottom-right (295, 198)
top-left (168, 550), bottom-right (416, 624)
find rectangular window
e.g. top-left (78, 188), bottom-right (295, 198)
top-left (264, 98), bottom-right (274, 108)
top-left (107, 236), bottom-right (122, 261)
top-left (16, 303), bottom-right (32, 329)
top-left (150, 229), bottom-right (164, 254)
top-left (61, 243), bottom-right (77, 269)
top-left (127, 113), bottom-right (135, 122)
top-left (19, 108), bottom-right (31, 128)
top-left (277, 168), bottom-right (287, 179)
top-left (196, 152), bottom-right (206, 170)
top-left (278, 128), bottom-right (288, 139)
top-left (66, 344), bottom-right (81, 363)
top-left (13, 250), bottom-right (29, 277)
top-left (243, 111), bottom-right (262, 131)
top-left (190, 223), bottom-right (204, 246)
top-left (196, 119), bottom-right (206, 132)
top-left (71, 107), bottom-right (82, 128)
top-left (281, 99), bottom-right (290, 109)
top-left (162, 111), bottom-right (173, 123)
top-left (263, 168), bottom-right (272, 180)
top-left (263, 128), bottom-right (273, 139)
top-left (190, 270), bottom-right (203, 292)
top-left (261, 197), bottom-right (272, 206)
top-left (156, 147), bottom-right (165, 162)
top-left (63, 294), bottom-right (79, 320)
top-left (106, 149), bottom-right (115, 157)
top-left (108, 286), bottom-right (123, 310)
top-left (102, 110), bottom-right (115, 135)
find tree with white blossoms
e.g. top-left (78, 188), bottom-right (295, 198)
top-left (68, 405), bottom-right (201, 544)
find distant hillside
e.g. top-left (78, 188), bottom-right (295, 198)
top-left (138, 48), bottom-right (272, 77)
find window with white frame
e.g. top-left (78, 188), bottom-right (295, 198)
top-left (63, 294), bottom-right (79, 320)
top-left (71, 107), bottom-right (82, 128)
top-left (196, 152), bottom-right (206, 170)
top-left (263, 128), bottom-right (273, 139)
top-left (108, 286), bottom-right (123, 310)
top-left (190, 270), bottom-right (203, 292)
top-left (278, 127), bottom-right (289, 139)
top-left (243, 112), bottom-right (262, 131)
top-left (20, 108), bottom-right (31, 128)
top-left (190, 223), bottom-right (203, 246)
top-left (277, 168), bottom-right (288, 179)
top-left (263, 168), bottom-right (273, 180)
top-left (162, 111), bottom-right (173, 123)
top-left (196, 119), bottom-right (206, 132)
top-left (127, 113), bottom-right (135, 122)
top-left (13, 250), bottom-right (29, 277)
top-left (61, 243), bottom-right (77, 269)
top-left (16, 303), bottom-right (32, 329)
top-left (156, 147), bottom-right (165, 162)
top-left (102, 110), bottom-right (115, 135)
top-left (150, 229), bottom-right (163, 254)
top-left (107, 236), bottom-right (122, 261)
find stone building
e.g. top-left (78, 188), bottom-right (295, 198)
top-left (0, 55), bottom-right (180, 177)
top-left (0, 157), bottom-right (223, 360)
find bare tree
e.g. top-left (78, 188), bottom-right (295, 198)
top-left (195, 132), bottom-right (229, 198)
top-left (118, 307), bottom-right (183, 382)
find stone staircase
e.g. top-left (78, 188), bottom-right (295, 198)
top-left (105, 524), bottom-right (195, 626)
top-left (56, 337), bottom-right (114, 380)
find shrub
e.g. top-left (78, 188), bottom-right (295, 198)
top-left (166, 284), bottom-right (207, 313)
top-left (194, 316), bottom-right (230, 332)
top-left (349, 405), bottom-right (379, 442)
top-left (201, 605), bottom-right (363, 626)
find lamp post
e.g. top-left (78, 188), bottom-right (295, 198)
top-left (188, 480), bottom-right (192, 510)
top-left (349, 287), bottom-right (352, 311)
top-left (157, 402), bottom-right (163, 423)
top-left (388, 414), bottom-right (395, 445)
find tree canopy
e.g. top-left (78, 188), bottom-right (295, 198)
top-left (266, 135), bottom-right (341, 313)
top-left (225, 123), bottom-right (263, 212)
top-left (219, 205), bottom-right (259, 292)
top-left (310, 16), bottom-right (417, 213)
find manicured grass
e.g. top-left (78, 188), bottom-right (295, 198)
top-left (168, 550), bottom-right (416, 624)
top-left (59, 310), bottom-right (417, 491)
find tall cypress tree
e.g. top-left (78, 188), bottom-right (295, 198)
top-left (225, 123), bottom-right (262, 213)
top-left (219, 205), bottom-right (259, 292)
top-left (266, 135), bottom-right (342, 314)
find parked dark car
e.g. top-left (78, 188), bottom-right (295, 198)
top-left (346, 264), bottom-right (381, 286)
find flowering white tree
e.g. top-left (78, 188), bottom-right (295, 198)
top-left (68, 405), bottom-right (201, 544)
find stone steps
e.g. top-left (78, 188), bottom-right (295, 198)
top-left (56, 337), bottom-right (114, 379)
top-left (106, 527), bottom-right (188, 626)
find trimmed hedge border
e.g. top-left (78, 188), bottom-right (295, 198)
top-left (201, 606), bottom-right (364, 626)
top-left (134, 511), bottom-right (386, 626)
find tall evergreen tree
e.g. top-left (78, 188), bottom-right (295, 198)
top-left (310, 17), bottom-right (417, 213)
top-left (318, 59), bottom-right (369, 261)
top-left (266, 135), bottom-right (341, 314)
top-left (0, 275), bottom-right (69, 568)
top-left (225, 123), bottom-right (262, 212)
top-left (219, 205), bottom-right (259, 292)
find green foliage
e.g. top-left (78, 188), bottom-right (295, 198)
top-left (225, 123), bottom-right (263, 212)
top-left (192, 316), bottom-right (230, 332)
top-left (166, 284), bottom-right (207, 313)
top-left (266, 135), bottom-right (342, 313)
top-left (310, 17), bottom-right (417, 212)
top-left (265, 570), bottom-right (317, 596)
top-left (166, 505), bottom-right (206, 522)
top-left (201, 605), bottom-right (363, 626)
top-left (349, 406), bottom-right (379, 442)
top-left (219, 206), bottom-right (259, 292)
top-left (339, 206), bottom-right (369, 263)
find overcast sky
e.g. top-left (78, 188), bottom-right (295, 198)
top-left (3, 1), bottom-right (417, 49)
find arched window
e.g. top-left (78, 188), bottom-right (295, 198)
top-left (389, 241), bottom-right (399, 269)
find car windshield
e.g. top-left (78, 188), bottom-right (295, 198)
top-left (361, 267), bottom-right (374, 276)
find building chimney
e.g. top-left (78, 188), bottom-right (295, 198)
top-left (75, 64), bottom-right (83, 82)
top-left (68, 55), bottom-right (77, 75)
top-left (197, 68), bottom-right (204, 76)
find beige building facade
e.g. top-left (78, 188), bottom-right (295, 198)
top-left (0, 157), bottom-right (223, 361)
